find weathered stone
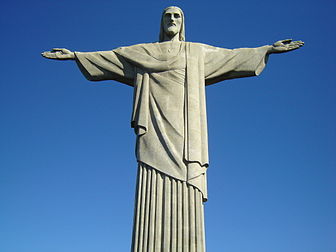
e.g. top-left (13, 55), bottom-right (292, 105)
top-left (42, 6), bottom-right (304, 251)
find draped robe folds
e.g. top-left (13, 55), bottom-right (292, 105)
top-left (74, 42), bottom-right (269, 200)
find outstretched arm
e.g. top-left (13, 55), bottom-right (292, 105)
top-left (267, 39), bottom-right (304, 54)
top-left (41, 48), bottom-right (75, 60)
top-left (42, 47), bottom-right (135, 86)
top-left (203, 39), bottom-right (304, 85)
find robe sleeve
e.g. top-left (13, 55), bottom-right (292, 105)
top-left (74, 50), bottom-right (135, 86)
top-left (203, 44), bottom-right (270, 85)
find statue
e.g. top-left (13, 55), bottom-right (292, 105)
top-left (42, 6), bottom-right (304, 252)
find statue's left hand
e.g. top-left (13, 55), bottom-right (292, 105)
top-left (269, 39), bottom-right (304, 54)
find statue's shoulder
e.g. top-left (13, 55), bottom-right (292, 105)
top-left (116, 41), bottom-right (225, 50)
top-left (114, 42), bottom-right (159, 55)
top-left (186, 41), bottom-right (206, 46)
top-left (189, 42), bottom-right (235, 55)
top-left (182, 42), bottom-right (222, 55)
top-left (184, 41), bottom-right (223, 50)
top-left (116, 42), bottom-right (227, 55)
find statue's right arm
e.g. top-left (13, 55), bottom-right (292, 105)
top-left (41, 48), bottom-right (75, 60)
top-left (42, 47), bottom-right (135, 86)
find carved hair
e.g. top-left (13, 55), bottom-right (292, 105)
top-left (159, 6), bottom-right (185, 42)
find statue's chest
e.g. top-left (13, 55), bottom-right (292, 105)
top-left (156, 42), bottom-right (184, 61)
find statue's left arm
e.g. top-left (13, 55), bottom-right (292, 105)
top-left (268, 39), bottom-right (304, 54)
top-left (203, 39), bottom-right (304, 85)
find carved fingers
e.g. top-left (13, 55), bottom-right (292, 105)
top-left (41, 48), bottom-right (75, 60)
top-left (274, 39), bottom-right (293, 47)
top-left (272, 39), bottom-right (304, 53)
top-left (290, 40), bottom-right (305, 50)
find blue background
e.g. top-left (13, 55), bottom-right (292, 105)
top-left (1, 0), bottom-right (335, 251)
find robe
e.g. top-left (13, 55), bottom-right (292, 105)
top-left (74, 41), bottom-right (269, 200)
top-left (75, 41), bottom-right (269, 251)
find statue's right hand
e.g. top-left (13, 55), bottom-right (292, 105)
top-left (41, 48), bottom-right (75, 60)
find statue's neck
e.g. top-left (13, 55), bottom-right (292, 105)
top-left (163, 33), bottom-right (180, 42)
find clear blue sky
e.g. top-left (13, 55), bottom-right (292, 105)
top-left (1, 0), bottom-right (335, 251)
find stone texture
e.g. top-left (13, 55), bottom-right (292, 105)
top-left (42, 6), bottom-right (303, 252)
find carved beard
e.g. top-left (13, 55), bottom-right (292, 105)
top-left (165, 24), bottom-right (180, 37)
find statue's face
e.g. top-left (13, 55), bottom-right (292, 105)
top-left (162, 7), bottom-right (182, 38)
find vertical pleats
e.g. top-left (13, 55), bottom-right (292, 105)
top-left (131, 163), bottom-right (206, 252)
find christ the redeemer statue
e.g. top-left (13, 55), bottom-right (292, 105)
top-left (42, 6), bottom-right (304, 252)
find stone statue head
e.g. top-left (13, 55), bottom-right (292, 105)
top-left (159, 6), bottom-right (185, 42)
